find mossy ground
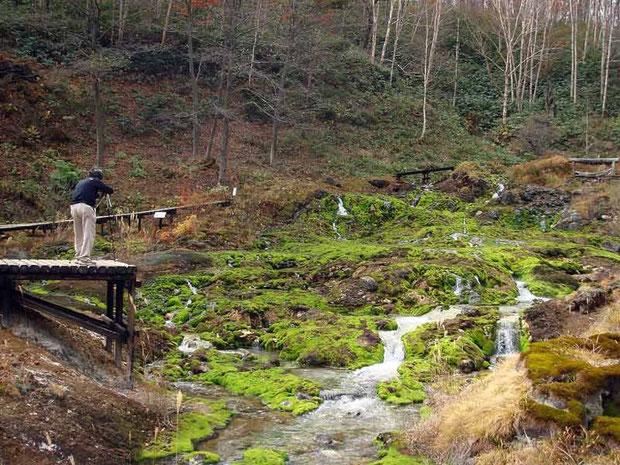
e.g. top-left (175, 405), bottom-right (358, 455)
top-left (126, 190), bottom-right (618, 413)
top-left (137, 399), bottom-right (232, 461)
top-left (523, 334), bottom-right (620, 436)
top-left (231, 448), bottom-right (288, 465)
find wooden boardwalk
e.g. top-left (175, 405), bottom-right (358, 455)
top-left (0, 199), bottom-right (231, 234)
top-left (0, 259), bottom-right (138, 387)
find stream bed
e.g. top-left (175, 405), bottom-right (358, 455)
top-left (169, 282), bottom-right (542, 464)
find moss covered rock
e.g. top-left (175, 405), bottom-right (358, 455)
top-left (231, 448), bottom-right (288, 465)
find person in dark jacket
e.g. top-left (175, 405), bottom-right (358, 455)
top-left (70, 168), bottom-right (114, 263)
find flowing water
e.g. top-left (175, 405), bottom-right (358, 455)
top-left (336, 196), bottom-right (349, 216)
top-left (195, 306), bottom-right (462, 465)
top-left (493, 280), bottom-right (546, 359)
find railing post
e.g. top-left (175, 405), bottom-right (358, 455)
top-left (114, 280), bottom-right (125, 367)
top-left (105, 281), bottom-right (115, 352)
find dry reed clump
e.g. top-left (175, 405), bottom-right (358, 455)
top-left (510, 155), bottom-right (572, 187)
top-left (430, 355), bottom-right (531, 456)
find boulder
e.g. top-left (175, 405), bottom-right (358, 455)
top-left (359, 276), bottom-right (378, 292)
top-left (567, 287), bottom-right (607, 314)
top-left (324, 175), bottom-right (342, 187)
top-left (554, 209), bottom-right (583, 231)
top-left (602, 241), bottom-right (620, 253)
top-left (356, 329), bottom-right (381, 348)
top-left (368, 179), bottom-right (390, 188)
top-left (458, 359), bottom-right (476, 374)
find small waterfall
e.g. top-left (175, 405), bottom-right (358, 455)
top-left (492, 182), bottom-right (506, 200)
top-left (494, 280), bottom-right (546, 359)
top-left (336, 196), bottom-right (348, 216)
top-left (332, 222), bottom-right (342, 240)
top-left (453, 275), bottom-right (464, 297)
top-left (495, 320), bottom-right (520, 356)
top-left (178, 334), bottom-right (213, 354)
top-left (186, 280), bottom-right (198, 295)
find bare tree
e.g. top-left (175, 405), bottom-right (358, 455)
top-left (420, 0), bottom-right (442, 140)
top-left (161, 0), bottom-right (174, 46)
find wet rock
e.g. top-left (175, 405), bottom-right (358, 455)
top-left (602, 241), bottom-right (620, 253)
top-left (458, 359), bottom-right (476, 374)
top-left (369, 179), bottom-right (390, 188)
top-left (324, 175), bottom-right (342, 187)
top-left (359, 276), bottom-right (378, 292)
top-left (296, 392), bottom-right (312, 401)
top-left (554, 209), bottom-right (583, 231)
top-left (376, 319), bottom-right (393, 330)
top-left (356, 329), bottom-right (380, 348)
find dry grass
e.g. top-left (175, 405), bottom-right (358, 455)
top-left (430, 355), bottom-right (531, 455)
top-left (510, 155), bottom-right (572, 187)
top-left (583, 291), bottom-right (620, 337)
top-left (476, 428), bottom-right (620, 465)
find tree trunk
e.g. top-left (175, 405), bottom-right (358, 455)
top-left (94, 73), bottom-right (105, 168)
top-left (86, 0), bottom-right (100, 48)
top-left (420, 0), bottom-right (442, 140)
top-left (248, 0), bottom-right (262, 87)
top-left (161, 0), bottom-right (173, 47)
top-left (380, 0), bottom-right (396, 65)
top-left (187, 1), bottom-right (199, 159)
top-left (369, 0), bottom-right (380, 63)
top-left (452, 16), bottom-right (460, 107)
top-left (269, 69), bottom-right (286, 166)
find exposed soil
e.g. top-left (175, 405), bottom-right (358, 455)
top-left (0, 323), bottom-right (159, 465)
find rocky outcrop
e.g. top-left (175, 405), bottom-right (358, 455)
top-left (434, 170), bottom-right (491, 202)
top-left (499, 185), bottom-right (571, 215)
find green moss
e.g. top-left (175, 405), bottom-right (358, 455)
top-left (418, 405), bottom-right (433, 421)
top-left (137, 400), bottom-right (232, 461)
top-left (523, 335), bottom-right (620, 430)
top-left (263, 315), bottom-right (388, 369)
top-left (231, 448), bottom-right (288, 465)
top-left (195, 367), bottom-right (321, 415)
top-left (592, 416), bottom-right (620, 442)
top-left (377, 379), bottom-right (426, 404)
top-left (370, 447), bottom-right (434, 465)
top-left (183, 451), bottom-right (221, 464)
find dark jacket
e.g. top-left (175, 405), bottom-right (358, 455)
top-left (71, 177), bottom-right (114, 208)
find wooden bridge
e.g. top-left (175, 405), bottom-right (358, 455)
top-left (0, 259), bottom-right (138, 387)
top-left (0, 199), bottom-right (231, 235)
top-left (568, 158), bottom-right (618, 178)
top-left (395, 166), bottom-right (455, 184)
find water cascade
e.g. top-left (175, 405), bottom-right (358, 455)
top-left (178, 334), bottom-right (213, 354)
top-left (336, 196), bottom-right (348, 216)
top-left (205, 307), bottom-right (461, 464)
top-left (493, 280), bottom-right (547, 359)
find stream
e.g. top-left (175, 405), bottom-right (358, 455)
top-left (189, 306), bottom-right (462, 464)
top-left (168, 281), bottom-right (542, 464)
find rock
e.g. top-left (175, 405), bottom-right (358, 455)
top-left (434, 170), bottom-right (491, 202)
top-left (356, 329), bottom-right (381, 348)
top-left (499, 185), bottom-right (571, 215)
top-left (359, 276), bottom-right (378, 292)
top-left (280, 400), bottom-right (293, 408)
top-left (487, 210), bottom-right (502, 220)
top-left (567, 287), bottom-right (607, 314)
top-left (324, 175), bottom-right (342, 187)
top-left (458, 359), bottom-right (476, 374)
top-left (554, 209), bottom-right (583, 231)
top-left (296, 392), bottom-right (313, 401)
top-left (376, 319), bottom-right (393, 330)
top-left (602, 241), bottom-right (620, 253)
top-left (368, 179), bottom-right (390, 188)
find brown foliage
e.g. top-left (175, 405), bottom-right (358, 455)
top-left (510, 155), bottom-right (572, 187)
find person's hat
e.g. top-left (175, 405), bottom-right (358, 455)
top-left (89, 168), bottom-right (104, 179)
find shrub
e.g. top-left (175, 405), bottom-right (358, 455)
top-left (50, 160), bottom-right (81, 192)
top-left (510, 155), bottom-right (572, 187)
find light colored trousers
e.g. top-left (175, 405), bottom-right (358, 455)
top-left (71, 203), bottom-right (96, 259)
